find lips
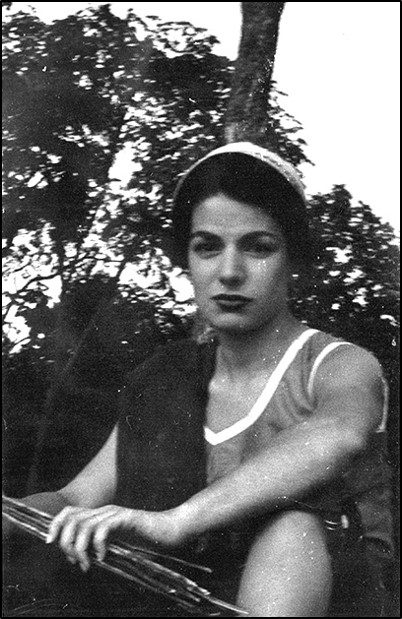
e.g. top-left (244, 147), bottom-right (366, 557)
top-left (212, 294), bottom-right (252, 310)
top-left (212, 294), bottom-right (252, 302)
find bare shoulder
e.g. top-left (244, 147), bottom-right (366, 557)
top-left (310, 339), bottom-right (385, 431)
top-left (312, 340), bottom-right (384, 389)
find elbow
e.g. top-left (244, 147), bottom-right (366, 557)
top-left (314, 417), bottom-right (369, 465)
top-left (345, 429), bottom-right (368, 457)
top-left (331, 420), bottom-right (369, 461)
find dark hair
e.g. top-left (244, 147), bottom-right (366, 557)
top-left (172, 153), bottom-right (312, 270)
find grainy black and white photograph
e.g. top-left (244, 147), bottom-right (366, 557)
top-left (2, 2), bottom-right (400, 617)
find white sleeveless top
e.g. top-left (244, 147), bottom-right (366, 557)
top-left (205, 329), bottom-right (388, 486)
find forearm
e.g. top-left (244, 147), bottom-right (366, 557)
top-left (176, 418), bottom-right (365, 538)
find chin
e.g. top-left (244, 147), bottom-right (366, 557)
top-left (210, 314), bottom-right (263, 334)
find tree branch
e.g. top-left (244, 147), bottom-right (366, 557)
top-left (16, 270), bottom-right (62, 295)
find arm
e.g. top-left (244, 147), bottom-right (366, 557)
top-left (45, 347), bottom-right (385, 572)
top-left (58, 423), bottom-right (118, 507)
top-left (175, 346), bottom-right (385, 537)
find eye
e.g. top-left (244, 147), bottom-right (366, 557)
top-left (243, 240), bottom-right (277, 257)
top-left (189, 238), bottom-right (221, 256)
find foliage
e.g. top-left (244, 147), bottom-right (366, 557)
top-left (2, 4), bottom-right (230, 328)
top-left (293, 185), bottom-right (399, 354)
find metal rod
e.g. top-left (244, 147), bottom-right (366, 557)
top-left (3, 495), bottom-right (248, 616)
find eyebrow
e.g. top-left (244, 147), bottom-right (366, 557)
top-left (189, 230), bottom-right (281, 241)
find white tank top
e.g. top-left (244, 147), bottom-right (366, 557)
top-left (205, 329), bottom-right (388, 485)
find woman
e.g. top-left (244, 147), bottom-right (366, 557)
top-left (5, 143), bottom-right (394, 616)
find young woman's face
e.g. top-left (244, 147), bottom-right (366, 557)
top-left (188, 192), bottom-right (291, 334)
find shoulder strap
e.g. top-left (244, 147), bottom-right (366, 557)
top-left (307, 341), bottom-right (389, 433)
top-left (307, 342), bottom-right (352, 399)
top-left (205, 328), bottom-right (318, 446)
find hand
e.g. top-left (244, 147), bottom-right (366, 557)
top-left (46, 504), bottom-right (186, 572)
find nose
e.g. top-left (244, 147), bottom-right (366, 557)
top-left (218, 246), bottom-right (246, 287)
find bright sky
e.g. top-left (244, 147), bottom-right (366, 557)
top-left (6, 1), bottom-right (400, 234)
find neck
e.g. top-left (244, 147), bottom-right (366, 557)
top-left (216, 312), bottom-right (305, 378)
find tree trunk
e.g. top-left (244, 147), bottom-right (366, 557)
top-left (225, 2), bottom-right (285, 147)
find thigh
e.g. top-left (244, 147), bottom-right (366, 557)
top-left (237, 510), bottom-right (333, 617)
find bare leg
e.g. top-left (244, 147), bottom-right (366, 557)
top-left (237, 510), bottom-right (332, 617)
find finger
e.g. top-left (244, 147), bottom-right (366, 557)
top-left (59, 513), bottom-right (87, 560)
top-left (91, 508), bottom-right (125, 561)
top-left (74, 512), bottom-right (114, 571)
top-left (74, 524), bottom-right (95, 572)
top-left (92, 509), bottom-right (134, 561)
top-left (92, 520), bottom-right (116, 562)
top-left (47, 507), bottom-right (78, 544)
top-left (59, 520), bottom-right (79, 558)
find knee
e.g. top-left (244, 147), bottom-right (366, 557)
top-left (237, 510), bottom-right (333, 616)
top-left (254, 509), bottom-right (333, 594)
top-left (263, 509), bottom-right (328, 544)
